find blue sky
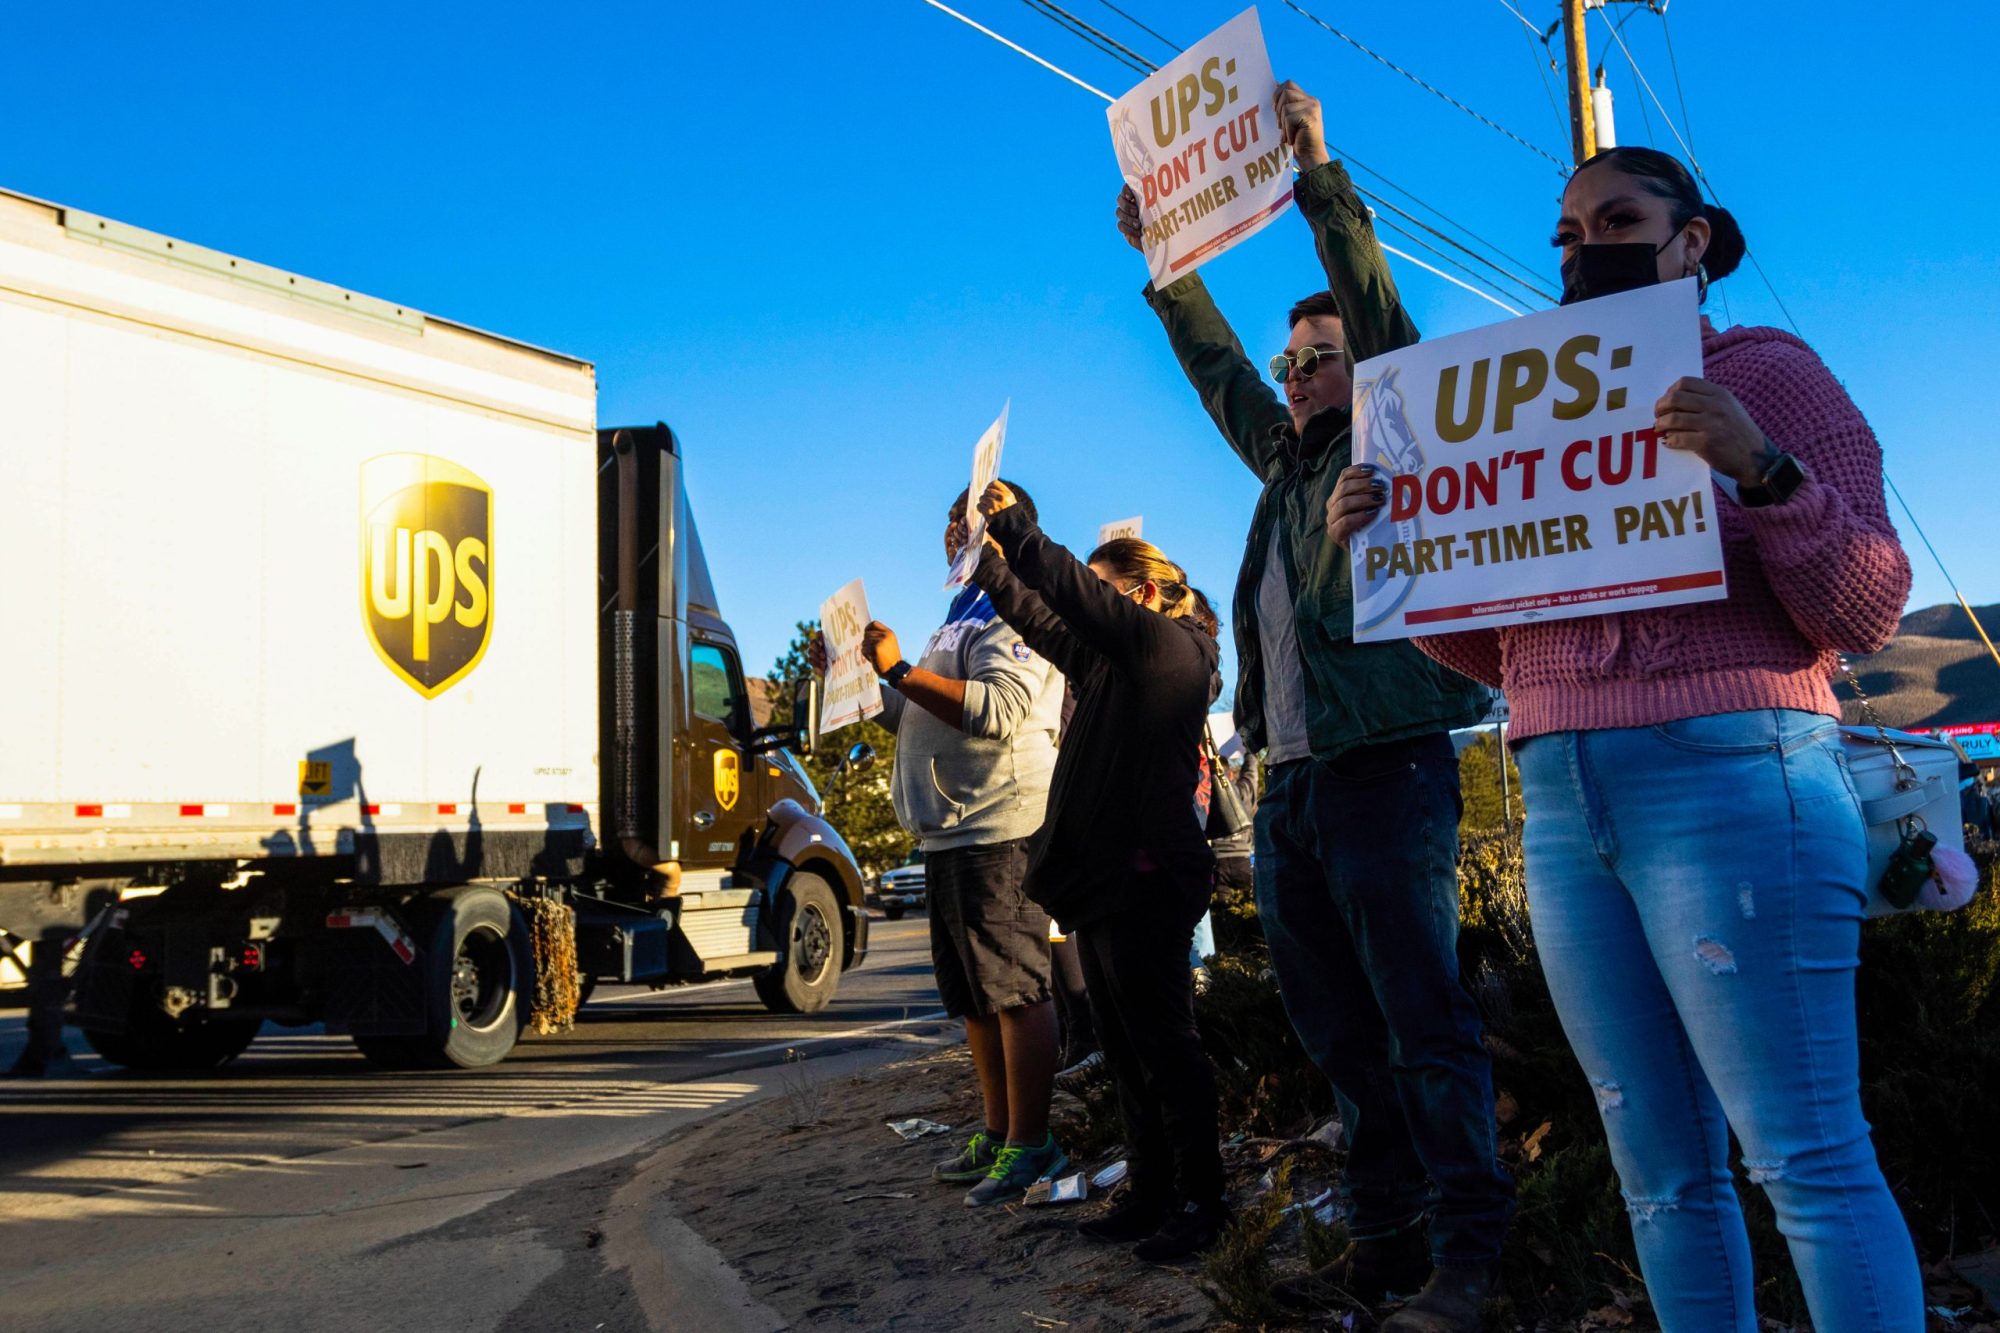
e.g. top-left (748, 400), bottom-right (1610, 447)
top-left (6, 1), bottom-right (1995, 696)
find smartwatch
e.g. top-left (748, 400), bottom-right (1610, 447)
top-left (884, 661), bottom-right (915, 690)
top-left (1738, 450), bottom-right (1805, 508)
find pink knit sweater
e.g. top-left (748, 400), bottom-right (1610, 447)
top-left (1415, 321), bottom-right (1911, 741)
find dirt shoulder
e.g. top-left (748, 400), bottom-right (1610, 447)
top-left (656, 1045), bottom-right (1216, 1331)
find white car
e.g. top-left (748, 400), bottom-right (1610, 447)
top-left (872, 857), bottom-right (928, 920)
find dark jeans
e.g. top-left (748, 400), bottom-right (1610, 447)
top-left (1256, 734), bottom-right (1513, 1265)
top-left (1075, 887), bottom-right (1224, 1207)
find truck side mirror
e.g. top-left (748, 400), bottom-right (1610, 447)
top-left (793, 676), bottom-right (821, 756)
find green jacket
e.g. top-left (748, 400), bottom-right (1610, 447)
top-left (1144, 160), bottom-right (1489, 761)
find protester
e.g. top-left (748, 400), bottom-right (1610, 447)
top-left (819, 479), bottom-right (1069, 1207)
top-left (1117, 82), bottom-right (1510, 1325)
top-left (969, 485), bottom-right (1226, 1263)
top-left (1324, 144), bottom-right (1923, 1330)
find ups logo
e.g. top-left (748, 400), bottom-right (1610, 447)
top-left (714, 750), bottom-right (740, 813)
top-left (361, 454), bottom-right (492, 699)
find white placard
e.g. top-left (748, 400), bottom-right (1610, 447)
top-left (1351, 278), bottom-right (1724, 642)
top-left (1097, 515), bottom-right (1144, 546)
top-left (945, 403), bottom-right (1009, 590)
top-left (818, 578), bottom-right (883, 735)
top-left (1107, 8), bottom-right (1292, 287)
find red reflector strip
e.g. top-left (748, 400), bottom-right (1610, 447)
top-left (507, 803), bottom-right (527, 815)
top-left (567, 803), bottom-right (585, 813)
top-left (273, 803), bottom-right (297, 816)
top-left (364, 804), bottom-right (380, 816)
top-left (180, 804), bottom-right (203, 817)
top-left (437, 803), bottom-right (457, 815)
top-left (75, 804), bottom-right (102, 818)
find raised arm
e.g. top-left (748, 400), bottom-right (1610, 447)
top-left (1121, 189), bottom-right (1291, 481)
top-left (972, 547), bottom-right (1099, 683)
top-left (1275, 82), bottom-right (1422, 366)
top-left (983, 498), bottom-right (1173, 674)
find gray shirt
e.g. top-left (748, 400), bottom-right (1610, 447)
top-left (1257, 539), bottom-right (1311, 766)
top-left (878, 587), bottom-right (1064, 853)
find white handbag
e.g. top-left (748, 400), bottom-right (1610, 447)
top-left (1839, 661), bottom-right (1975, 916)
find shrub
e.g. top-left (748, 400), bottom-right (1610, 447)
top-left (1188, 817), bottom-right (2000, 1328)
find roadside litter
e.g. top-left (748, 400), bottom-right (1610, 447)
top-left (1023, 1171), bottom-right (1089, 1206)
top-left (842, 1191), bottom-right (916, 1203)
top-left (1090, 1160), bottom-right (1128, 1189)
top-left (885, 1118), bottom-right (951, 1141)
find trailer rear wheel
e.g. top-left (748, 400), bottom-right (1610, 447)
top-left (84, 1003), bottom-right (261, 1072)
top-left (754, 872), bottom-right (843, 1015)
top-left (352, 887), bottom-right (530, 1070)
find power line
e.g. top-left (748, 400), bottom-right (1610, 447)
top-left (1036, 0), bottom-right (1557, 303)
top-left (915, 0), bottom-right (1113, 100)
top-left (1888, 476), bottom-right (2000, 675)
top-left (1497, 0), bottom-right (1568, 147)
top-left (1282, 0), bottom-right (1570, 170)
top-left (1369, 212), bottom-right (1526, 316)
top-left (914, 0), bottom-right (1536, 317)
top-left (1341, 171), bottom-right (1557, 305)
top-left (1090, 0), bottom-right (1182, 57)
top-left (1017, 0), bottom-right (1153, 76)
top-left (1589, 9), bottom-right (1795, 333)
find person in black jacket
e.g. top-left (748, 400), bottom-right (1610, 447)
top-left (970, 482), bottom-right (1227, 1264)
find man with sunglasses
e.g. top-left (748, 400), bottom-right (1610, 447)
top-left (1115, 82), bottom-right (1509, 1330)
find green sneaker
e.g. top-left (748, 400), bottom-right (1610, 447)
top-left (963, 1134), bottom-right (1069, 1208)
top-left (932, 1130), bottom-right (999, 1184)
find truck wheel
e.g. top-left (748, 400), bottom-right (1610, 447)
top-left (84, 1001), bottom-right (262, 1072)
top-left (754, 872), bottom-right (843, 1015)
top-left (359, 887), bottom-right (531, 1070)
top-left (884, 905), bottom-right (905, 921)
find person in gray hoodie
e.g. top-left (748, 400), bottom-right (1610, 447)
top-left (819, 479), bottom-right (1068, 1208)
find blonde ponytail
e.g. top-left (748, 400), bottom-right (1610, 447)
top-left (1088, 537), bottom-right (1215, 636)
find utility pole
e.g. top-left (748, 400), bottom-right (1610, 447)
top-left (1561, 0), bottom-right (1596, 165)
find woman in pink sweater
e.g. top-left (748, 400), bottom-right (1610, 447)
top-left (1327, 147), bottom-right (1919, 1332)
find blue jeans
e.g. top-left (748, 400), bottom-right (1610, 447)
top-left (1255, 734), bottom-right (1513, 1265)
top-left (1518, 710), bottom-right (1922, 1332)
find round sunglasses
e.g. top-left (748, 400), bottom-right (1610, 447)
top-left (1268, 344), bottom-right (1345, 384)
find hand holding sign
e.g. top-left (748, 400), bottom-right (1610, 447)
top-left (860, 621), bottom-right (901, 677)
top-left (1654, 376), bottom-right (1771, 483)
top-left (1325, 466), bottom-right (1385, 548)
top-left (1272, 81), bottom-right (1328, 170)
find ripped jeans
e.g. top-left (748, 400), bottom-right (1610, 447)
top-left (1517, 710), bottom-right (1922, 1333)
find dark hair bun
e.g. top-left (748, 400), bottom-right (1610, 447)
top-left (1700, 203), bottom-right (1746, 280)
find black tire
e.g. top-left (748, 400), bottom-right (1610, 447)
top-left (753, 871), bottom-right (844, 1015)
top-left (576, 974), bottom-right (598, 1008)
top-left (884, 905), bottom-right (905, 921)
top-left (352, 886), bottom-right (531, 1070)
top-left (84, 1001), bottom-right (261, 1072)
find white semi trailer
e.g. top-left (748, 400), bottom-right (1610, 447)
top-left (0, 186), bottom-right (868, 1071)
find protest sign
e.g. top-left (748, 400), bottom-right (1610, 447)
top-left (1350, 277), bottom-right (1723, 642)
top-left (1107, 8), bottom-right (1291, 287)
top-left (945, 403), bottom-right (1008, 590)
top-left (818, 578), bottom-right (883, 735)
top-left (1097, 515), bottom-right (1143, 546)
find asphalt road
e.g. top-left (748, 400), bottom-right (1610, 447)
top-left (0, 913), bottom-right (946, 1249)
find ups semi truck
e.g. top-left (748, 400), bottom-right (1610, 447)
top-left (0, 186), bottom-right (868, 1071)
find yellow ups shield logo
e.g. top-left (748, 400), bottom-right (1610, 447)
top-left (361, 454), bottom-right (492, 699)
top-left (713, 750), bottom-right (741, 812)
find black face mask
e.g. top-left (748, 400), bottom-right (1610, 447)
top-left (1558, 224), bottom-right (1688, 306)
